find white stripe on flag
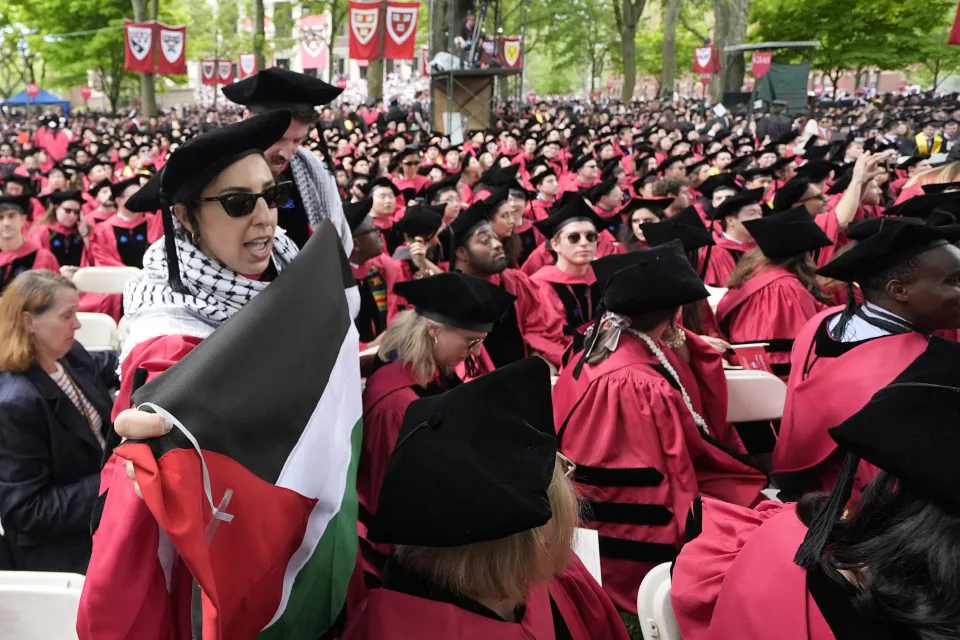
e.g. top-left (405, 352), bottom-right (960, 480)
top-left (266, 286), bottom-right (362, 627)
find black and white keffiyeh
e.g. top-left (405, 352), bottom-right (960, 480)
top-left (290, 147), bottom-right (353, 256)
top-left (120, 228), bottom-right (299, 364)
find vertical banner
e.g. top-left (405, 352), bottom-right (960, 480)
top-left (217, 60), bottom-right (235, 84)
top-left (420, 45), bottom-right (429, 75)
top-left (124, 21), bottom-right (155, 73)
top-left (693, 45), bottom-right (716, 74)
top-left (300, 14), bottom-right (330, 70)
top-left (751, 51), bottom-right (772, 79)
top-left (500, 36), bottom-right (523, 69)
top-left (383, 1), bottom-right (419, 60)
top-left (951, 1), bottom-right (960, 45)
top-left (200, 59), bottom-right (217, 86)
top-left (349, 1), bottom-right (380, 61)
top-left (238, 53), bottom-right (258, 79)
top-left (156, 24), bottom-right (187, 75)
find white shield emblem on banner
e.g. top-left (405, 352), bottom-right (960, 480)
top-left (218, 61), bottom-right (233, 80)
top-left (160, 30), bottom-right (183, 64)
top-left (128, 26), bottom-right (153, 61)
top-left (504, 40), bottom-right (521, 67)
top-left (201, 60), bottom-right (215, 79)
top-left (240, 54), bottom-right (257, 75)
top-left (351, 8), bottom-right (379, 45)
top-left (386, 7), bottom-right (418, 45)
top-left (695, 47), bottom-right (712, 70)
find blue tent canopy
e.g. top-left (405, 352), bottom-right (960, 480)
top-left (1, 88), bottom-right (71, 114)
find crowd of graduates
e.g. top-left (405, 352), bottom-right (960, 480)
top-left (2, 69), bottom-right (960, 639)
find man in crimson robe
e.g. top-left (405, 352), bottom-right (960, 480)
top-left (775, 214), bottom-right (960, 501)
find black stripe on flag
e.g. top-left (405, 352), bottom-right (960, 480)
top-left (130, 223), bottom-right (351, 485)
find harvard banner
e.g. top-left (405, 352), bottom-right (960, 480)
top-left (120, 223), bottom-right (362, 639)
top-left (349, 0), bottom-right (380, 61)
top-left (218, 59), bottom-right (235, 85)
top-left (200, 59), bottom-right (217, 85)
top-left (156, 23), bottom-right (187, 75)
top-left (383, 1), bottom-right (419, 60)
top-left (300, 14), bottom-right (329, 70)
top-left (500, 36), bottom-right (523, 69)
top-left (124, 21), bottom-right (155, 74)
top-left (238, 53), bottom-right (258, 79)
top-left (751, 51), bottom-right (772, 79)
top-left (951, 2), bottom-right (960, 45)
top-left (693, 45), bottom-right (719, 74)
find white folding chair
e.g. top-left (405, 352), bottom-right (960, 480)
top-left (0, 571), bottom-right (84, 639)
top-left (724, 369), bottom-right (788, 423)
top-left (704, 285), bottom-right (728, 313)
top-left (72, 266), bottom-right (140, 295)
top-left (637, 562), bottom-right (682, 640)
top-left (75, 312), bottom-right (118, 352)
top-left (572, 528), bottom-right (602, 585)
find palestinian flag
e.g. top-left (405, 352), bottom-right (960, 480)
top-left (118, 222), bottom-right (362, 639)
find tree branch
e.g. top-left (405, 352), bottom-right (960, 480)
top-left (679, 12), bottom-right (710, 44)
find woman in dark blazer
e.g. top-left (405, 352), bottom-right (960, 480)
top-left (0, 270), bottom-right (116, 573)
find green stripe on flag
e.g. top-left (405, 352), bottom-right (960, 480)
top-left (258, 418), bottom-right (362, 640)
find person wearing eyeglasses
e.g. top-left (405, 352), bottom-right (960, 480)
top-left (28, 190), bottom-right (89, 275)
top-left (560, 154), bottom-right (601, 194)
top-left (530, 199), bottom-right (605, 349)
top-left (345, 358), bottom-right (630, 640)
top-left (389, 147), bottom-right (431, 199)
top-left (77, 112), bottom-right (332, 640)
top-left (355, 272), bottom-right (516, 602)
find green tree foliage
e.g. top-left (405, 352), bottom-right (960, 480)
top-left (751, 0), bottom-right (956, 91)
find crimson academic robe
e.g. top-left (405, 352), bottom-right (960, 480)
top-left (711, 233), bottom-right (754, 267)
top-left (79, 334), bottom-right (204, 640)
top-left (84, 208), bottom-right (116, 229)
top-left (29, 221), bottom-right (86, 268)
top-left (513, 217), bottom-right (546, 268)
top-left (353, 254), bottom-right (405, 346)
top-left (559, 173), bottom-right (599, 194)
top-left (671, 499), bottom-right (899, 640)
top-left (773, 306), bottom-right (928, 498)
top-left (520, 231), bottom-right (624, 278)
top-left (552, 331), bottom-right (765, 613)
top-left (593, 205), bottom-right (625, 238)
top-left (344, 556), bottom-right (629, 640)
top-left (716, 266), bottom-right (828, 379)
top-left (530, 265), bottom-right (599, 343)
top-left (696, 245), bottom-right (737, 289)
top-left (84, 214), bottom-right (162, 269)
top-left (0, 239), bottom-right (60, 293)
top-left (527, 198), bottom-right (554, 222)
top-left (482, 269), bottom-right (570, 367)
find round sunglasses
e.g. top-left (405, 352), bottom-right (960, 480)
top-left (565, 231), bottom-right (598, 244)
top-left (195, 181), bottom-right (293, 218)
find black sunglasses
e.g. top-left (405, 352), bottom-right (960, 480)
top-left (566, 231), bottom-right (598, 243)
top-left (195, 181), bottom-right (293, 218)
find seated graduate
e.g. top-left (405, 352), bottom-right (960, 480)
top-left (717, 207), bottom-right (834, 379)
top-left (450, 200), bottom-right (570, 369)
top-left (29, 190), bottom-right (89, 273)
top-left (529, 198), bottom-right (605, 346)
top-left (345, 357), bottom-right (631, 640)
top-left (671, 338), bottom-right (960, 640)
top-left (774, 215), bottom-right (960, 500)
top-left (367, 177), bottom-right (403, 252)
top-left (84, 179), bottom-right (119, 226)
top-left (0, 195), bottom-right (59, 294)
top-left (617, 197), bottom-right (670, 251)
top-left (84, 177), bottom-right (162, 269)
top-left (390, 203), bottom-right (447, 281)
top-left (639, 206), bottom-right (727, 340)
top-left (345, 198), bottom-right (404, 348)
top-left (357, 272), bottom-right (515, 594)
top-left (709, 187), bottom-right (764, 268)
top-left (588, 177), bottom-right (626, 238)
top-left (552, 243), bottom-right (766, 616)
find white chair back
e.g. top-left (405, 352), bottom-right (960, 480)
top-left (704, 285), bottom-right (728, 313)
top-left (724, 369), bottom-right (788, 423)
top-left (72, 266), bottom-right (140, 295)
top-left (572, 528), bottom-right (602, 585)
top-left (75, 312), bottom-right (118, 352)
top-left (0, 571), bottom-right (84, 639)
top-left (637, 562), bottom-right (682, 640)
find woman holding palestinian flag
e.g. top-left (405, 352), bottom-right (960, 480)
top-left (78, 111), bottom-right (362, 640)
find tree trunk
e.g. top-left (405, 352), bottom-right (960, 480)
top-left (712, 0), bottom-right (748, 101)
top-left (853, 65), bottom-right (863, 91)
top-left (327, 4), bottom-right (346, 82)
top-left (254, 0), bottom-right (266, 71)
top-left (830, 69), bottom-right (842, 98)
top-left (619, 0), bottom-right (645, 103)
top-left (431, 0), bottom-right (449, 59)
top-left (131, 0), bottom-right (157, 117)
top-left (368, 59), bottom-right (384, 99)
top-left (933, 60), bottom-right (942, 91)
top-left (660, 0), bottom-right (680, 98)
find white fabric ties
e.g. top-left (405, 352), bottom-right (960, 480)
top-left (136, 402), bottom-right (235, 543)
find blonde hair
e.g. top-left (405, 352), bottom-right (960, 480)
top-left (0, 270), bottom-right (76, 373)
top-left (728, 248), bottom-right (825, 301)
top-left (903, 161), bottom-right (960, 190)
top-left (395, 462), bottom-right (580, 602)
top-left (377, 310), bottom-right (440, 386)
